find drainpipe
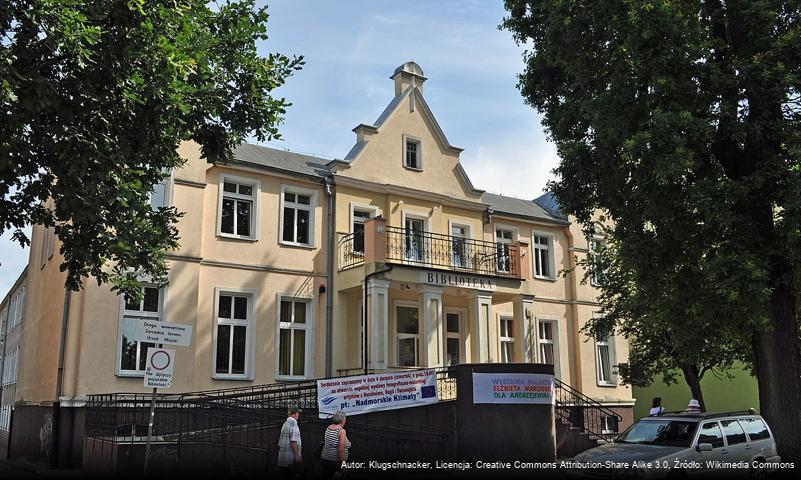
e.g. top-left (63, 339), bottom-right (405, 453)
top-left (324, 176), bottom-right (335, 378)
top-left (51, 285), bottom-right (71, 468)
top-left (364, 264), bottom-right (393, 375)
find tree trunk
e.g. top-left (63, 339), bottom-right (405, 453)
top-left (680, 364), bottom-right (706, 412)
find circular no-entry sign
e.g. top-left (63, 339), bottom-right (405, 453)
top-left (149, 350), bottom-right (172, 371)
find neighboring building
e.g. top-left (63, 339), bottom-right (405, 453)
top-left (7, 62), bottom-right (633, 465)
top-left (0, 266), bottom-right (26, 457)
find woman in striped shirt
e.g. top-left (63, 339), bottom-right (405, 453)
top-left (320, 410), bottom-right (351, 478)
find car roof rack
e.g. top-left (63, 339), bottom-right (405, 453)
top-left (653, 410), bottom-right (758, 419)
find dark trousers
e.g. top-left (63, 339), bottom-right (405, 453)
top-left (320, 459), bottom-right (342, 479)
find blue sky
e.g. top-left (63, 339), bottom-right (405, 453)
top-left (0, 0), bottom-right (559, 298)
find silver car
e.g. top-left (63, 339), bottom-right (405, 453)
top-left (569, 412), bottom-right (781, 479)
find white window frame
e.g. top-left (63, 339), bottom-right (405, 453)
top-left (447, 220), bottom-right (473, 269)
top-left (499, 315), bottom-right (515, 363)
top-left (149, 169), bottom-right (174, 211)
top-left (589, 236), bottom-right (605, 287)
top-left (276, 294), bottom-right (314, 381)
top-left (536, 317), bottom-right (562, 379)
top-left (444, 307), bottom-right (466, 366)
top-left (211, 288), bottom-right (255, 381)
top-left (595, 334), bottom-right (617, 386)
top-left (494, 223), bottom-right (518, 273)
top-left (532, 230), bottom-right (557, 280)
top-left (115, 285), bottom-right (166, 377)
top-left (216, 173), bottom-right (261, 241)
top-left (400, 210), bottom-right (431, 264)
top-left (280, 184), bottom-right (317, 248)
top-left (393, 301), bottom-right (420, 367)
top-left (402, 134), bottom-right (423, 171)
top-left (349, 202), bottom-right (380, 255)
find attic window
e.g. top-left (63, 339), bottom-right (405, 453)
top-left (404, 137), bottom-right (421, 170)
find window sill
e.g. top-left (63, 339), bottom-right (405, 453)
top-left (276, 375), bottom-right (309, 382)
top-left (213, 374), bottom-right (252, 381)
top-left (116, 371), bottom-right (146, 378)
top-left (403, 165), bottom-right (423, 172)
top-left (217, 233), bottom-right (258, 242)
top-left (597, 381), bottom-right (618, 388)
top-left (280, 241), bottom-right (316, 250)
top-left (534, 275), bottom-right (557, 282)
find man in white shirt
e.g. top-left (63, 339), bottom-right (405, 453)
top-left (277, 406), bottom-right (302, 478)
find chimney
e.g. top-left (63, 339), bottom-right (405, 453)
top-left (391, 61), bottom-right (427, 97)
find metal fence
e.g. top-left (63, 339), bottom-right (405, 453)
top-left (384, 226), bottom-right (521, 277)
top-left (337, 232), bottom-right (364, 270)
top-left (553, 379), bottom-right (622, 442)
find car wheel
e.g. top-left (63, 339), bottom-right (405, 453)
top-left (749, 458), bottom-right (767, 480)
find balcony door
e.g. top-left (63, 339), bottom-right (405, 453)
top-left (450, 224), bottom-right (469, 268)
top-left (404, 217), bottom-right (425, 262)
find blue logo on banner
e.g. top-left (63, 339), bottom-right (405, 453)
top-left (421, 385), bottom-right (436, 398)
top-left (321, 396), bottom-right (336, 405)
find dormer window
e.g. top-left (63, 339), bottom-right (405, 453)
top-left (403, 135), bottom-right (422, 170)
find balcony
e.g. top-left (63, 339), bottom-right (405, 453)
top-left (338, 218), bottom-right (527, 279)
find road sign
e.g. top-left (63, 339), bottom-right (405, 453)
top-left (131, 320), bottom-right (193, 347)
top-left (144, 348), bottom-right (175, 389)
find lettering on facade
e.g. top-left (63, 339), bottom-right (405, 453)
top-left (420, 271), bottom-right (496, 291)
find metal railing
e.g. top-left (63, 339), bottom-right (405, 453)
top-left (384, 226), bottom-right (520, 278)
top-left (338, 232), bottom-right (364, 270)
top-left (554, 378), bottom-right (623, 443)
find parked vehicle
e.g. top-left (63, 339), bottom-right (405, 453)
top-left (568, 412), bottom-right (781, 479)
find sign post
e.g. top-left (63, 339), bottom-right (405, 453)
top-left (130, 320), bottom-right (191, 475)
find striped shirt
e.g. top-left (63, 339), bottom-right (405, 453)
top-left (321, 426), bottom-right (351, 461)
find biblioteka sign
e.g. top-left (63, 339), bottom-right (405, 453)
top-left (420, 271), bottom-right (496, 291)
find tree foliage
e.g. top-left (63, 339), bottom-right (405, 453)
top-left (0, 0), bottom-right (302, 297)
top-left (504, 0), bottom-right (801, 459)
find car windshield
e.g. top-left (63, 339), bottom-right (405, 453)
top-left (617, 420), bottom-right (698, 447)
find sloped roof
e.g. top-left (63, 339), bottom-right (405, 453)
top-left (482, 192), bottom-right (568, 224)
top-left (533, 192), bottom-right (568, 220)
top-left (232, 143), bottom-right (331, 179)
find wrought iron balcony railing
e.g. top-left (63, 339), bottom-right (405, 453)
top-left (384, 226), bottom-right (520, 277)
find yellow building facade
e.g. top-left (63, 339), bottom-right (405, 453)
top-left (6, 62), bottom-right (633, 463)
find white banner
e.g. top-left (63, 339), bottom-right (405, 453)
top-left (317, 369), bottom-right (438, 418)
top-left (472, 373), bottom-right (554, 404)
top-left (144, 348), bottom-right (175, 389)
top-left (130, 319), bottom-right (193, 347)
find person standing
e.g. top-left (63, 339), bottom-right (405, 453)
top-left (649, 397), bottom-right (665, 416)
top-left (320, 411), bottom-right (352, 478)
top-left (278, 406), bottom-right (303, 479)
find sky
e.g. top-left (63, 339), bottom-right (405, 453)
top-left (0, 0), bottom-right (559, 299)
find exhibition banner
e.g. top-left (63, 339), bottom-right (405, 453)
top-left (317, 369), bottom-right (438, 418)
top-left (472, 372), bottom-right (554, 404)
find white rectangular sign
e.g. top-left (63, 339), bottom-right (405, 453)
top-left (472, 373), bottom-right (554, 405)
top-left (420, 271), bottom-right (496, 291)
top-left (144, 348), bottom-right (175, 389)
top-left (317, 369), bottom-right (438, 418)
top-left (131, 320), bottom-right (193, 347)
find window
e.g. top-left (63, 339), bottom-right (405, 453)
top-left (404, 137), bottom-right (421, 170)
top-left (47, 225), bottom-right (55, 259)
top-left (214, 292), bottom-right (251, 379)
top-left (404, 217), bottom-right (425, 262)
top-left (352, 209), bottom-right (373, 254)
top-left (39, 225), bottom-right (55, 267)
top-left (149, 170), bottom-right (172, 211)
top-left (278, 298), bottom-right (311, 378)
top-left (118, 286), bottom-right (161, 375)
top-left (0, 405), bottom-right (10, 431)
top-left (2, 347), bottom-right (19, 386)
top-left (500, 317), bottom-right (515, 363)
top-left (495, 228), bottom-right (514, 272)
top-left (219, 176), bottom-right (258, 239)
top-left (450, 224), bottom-right (469, 268)
top-left (538, 321), bottom-right (555, 365)
top-left (281, 188), bottom-right (314, 246)
top-left (720, 420), bottom-right (747, 445)
top-left (590, 237), bottom-right (605, 286)
top-left (596, 336), bottom-right (615, 385)
top-left (741, 418), bottom-right (771, 441)
top-left (396, 306), bottom-right (419, 367)
top-left (445, 312), bottom-right (462, 366)
top-left (697, 422), bottom-right (725, 448)
top-left (533, 233), bottom-right (554, 279)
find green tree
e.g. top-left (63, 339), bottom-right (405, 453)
top-left (0, 0), bottom-right (302, 298)
top-left (503, 0), bottom-right (801, 461)
top-left (585, 232), bottom-right (742, 412)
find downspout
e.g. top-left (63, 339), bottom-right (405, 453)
top-left (565, 226), bottom-right (584, 392)
top-left (51, 285), bottom-right (71, 467)
top-left (324, 176), bottom-right (335, 378)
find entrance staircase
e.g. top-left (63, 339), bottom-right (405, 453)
top-left (554, 378), bottom-right (622, 458)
